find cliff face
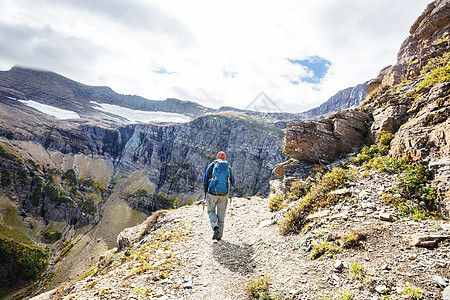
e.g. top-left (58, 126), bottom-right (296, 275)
top-left (277, 0), bottom-right (449, 208)
top-left (364, 0), bottom-right (450, 205)
top-left (304, 82), bottom-right (368, 118)
top-left (120, 115), bottom-right (284, 198)
top-left (367, 0), bottom-right (449, 93)
top-left (0, 97), bottom-right (285, 209)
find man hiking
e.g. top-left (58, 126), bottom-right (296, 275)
top-left (203, 151), bottom-right (235, 241)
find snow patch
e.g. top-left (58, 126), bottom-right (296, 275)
top-left (91, 101), bottom-right (191, 123)
top-left (19, 100), bottom-right (80, 119)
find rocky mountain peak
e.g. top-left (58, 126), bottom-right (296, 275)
top-left (399, 0), bottom-right (450, 64)
top-left (303, 82), bottom-right (368, 119)
top-left (368, 0), bottom-right (449, 92)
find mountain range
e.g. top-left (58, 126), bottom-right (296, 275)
top-left (1, 0), bottom-right (448, 298)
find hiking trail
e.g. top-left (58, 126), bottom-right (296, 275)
top-left (33, 170), bottom-right (450, 299)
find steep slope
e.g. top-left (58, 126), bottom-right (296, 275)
top-left (31, 183), bottom-right (450, 299)
top-left (363, 0), bottom-right (450, 208)
top-left (303, 82), bottom-right (368, 119)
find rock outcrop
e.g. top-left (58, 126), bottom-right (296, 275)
top-left (283, 109), bottom-right (371, 163)
top-left (363, 0), bottom-right (450, 207)
top-left (367, 0), bottom-right (450, 93)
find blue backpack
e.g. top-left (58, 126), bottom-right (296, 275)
top-left (208, 160), bottom-right (230, 195)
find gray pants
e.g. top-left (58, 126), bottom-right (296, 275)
top-left (206, 193), bottom-right (229, 239)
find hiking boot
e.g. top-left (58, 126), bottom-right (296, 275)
top-left (212, 226), bottom-right (219, 240)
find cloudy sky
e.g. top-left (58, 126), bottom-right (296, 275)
top-left (0, 0), bottom-right (430, 112)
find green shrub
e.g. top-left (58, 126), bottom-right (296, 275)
top-left (351, 129), bottom-right (441, 220)
top-left (364, 156), bottom-right (407, 173)
top-left (155, 192), bottom-right (178, 209)
top-left (382, 191), bottom-right (440, 221)
top-left (288, 180), bottom-right (311, 200)
top-left (1, 169), bottom-right (12, 187)
top-left (268, 194), bottom-right (284, 212)
top-left (350, 131), bottom-right (394, 165)
top-left (64, 169), bottom-right (78, 186)
top-left (280, 168), bottom-right (356, 235)
top-left (81, 177), bottom-right (94, 188)
top-left (42, 231), bottom-right (62, 243)
top-left (245, 275), bottom-right (274, 300)
top-left (402, 283), bottom-right (422, 300)
top-left (349, 263), bottom-right (366, 280)
top-left (0, 238), bottom-right (50, 283)
top-left (82, 196), bottom-right (97, 215)
top-left (379, 131), bottom-right (395, 146)
top-left (133, 188), bottom-right (150, 198)
top-left (417, 61), bottom-right (450, 91)
top-left (17, 171), bottom-right (28, 184)
top-left (44, 183), bottom-right (72, 206)
top-left (421, 51), bottom-right (450, 75)
top-left (310, 241), bottom-right (341, 259)
top-left (30, 177), bottom-right (44, 206)
top-left (339, 292), bottom-right (354, 300)
top-left (0, 145), bottom-right (20, 162)
top-left (27, 159), bottom-right (39, 170)
top-left (57, 195), bottom-right (72, 204)
top-left (55, 241), bottom-right (73, 263)
top-left (44, 184), bottom-right (60, 202)
top-left (397, 164), bottom-right (432, 201)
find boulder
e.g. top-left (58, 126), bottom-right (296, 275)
top-left (444, 284), bottom-right (450, 300)
top-left (402, 234), bottom-right (450, 247)
top-left (273, 158), bottom-right (314, 180)
top-left (370, 104), bottom-right (409, 142)
top-left (283, 109), bottom-right (371, 163)
top-left (366, 65), bottom-right (392, 93)
top-left (116, 223), bottom-right (145, 251)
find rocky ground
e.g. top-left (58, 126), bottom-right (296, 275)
top-left (31, 165), bottom-right (450, 300)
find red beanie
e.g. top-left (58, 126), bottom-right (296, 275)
top-left (217, 151), bottom-right (226, 160)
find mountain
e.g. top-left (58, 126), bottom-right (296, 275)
top-left (0, 68), bottom-right (288, 296)
top-left (303, 82), bottom-right (368, 119)
top-left (0, 66), bottom-right (211, 118)
top-left (2, 0), bottom-right (450, 298)
top-left (0, 66), bottom-right (309, 125)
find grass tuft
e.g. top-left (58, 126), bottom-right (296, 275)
top-left (268, 194), bottom-right (285, 212)
top-left (401, 283), bottom-right (422, 300)
top-left (340, 230), bottom-right (367, 249)
top-left (310, 241), bottom-right (341, 259)
top-left (245, 274), bottom-right (275, 300)
top-left (280, 168), bottom-right (356, 235)
top-left (349, 263), bottom-right (366, 280)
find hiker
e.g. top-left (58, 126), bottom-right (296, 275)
top-left (203, 151), bottom-right (235, 240)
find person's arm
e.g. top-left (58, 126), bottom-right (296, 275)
top-left (229, 167), bottom-right (235, 186)
top-left (203, 163), bottom-right (214, 193)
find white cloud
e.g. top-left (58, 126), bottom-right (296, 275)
top-left (0, 0), bottom-right (430, 112)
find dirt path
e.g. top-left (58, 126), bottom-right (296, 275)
top-left (32, 174), bottom-right (450, 300)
